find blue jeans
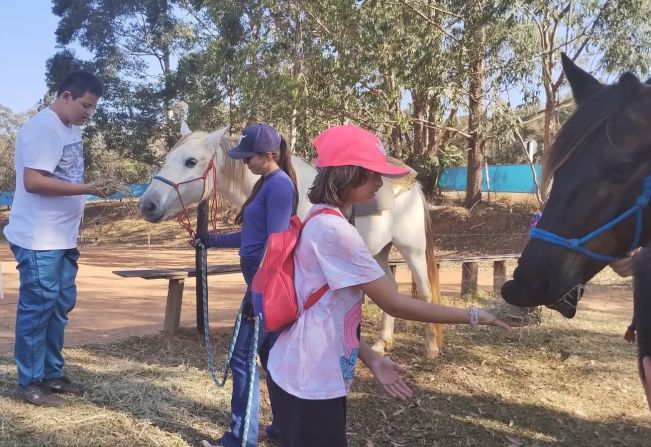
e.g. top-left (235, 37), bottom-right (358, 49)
top-left (9, 243), bottom-right (79, 387)
top-left (220, 257), bottom-right (280, 447)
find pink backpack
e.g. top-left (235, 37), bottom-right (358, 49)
top-left (251, 208), bottom-right (343, 331)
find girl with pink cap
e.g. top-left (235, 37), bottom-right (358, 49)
top-left (265, 124), bottom-right (510, 447)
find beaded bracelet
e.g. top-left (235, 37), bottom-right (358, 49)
top-left (468, 306), bottom-right (480, 328)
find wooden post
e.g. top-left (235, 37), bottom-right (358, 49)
top-left (461, 261), bottom-right (479, 296)
top-left (164, 274), bottom-right (186, 334)
top-left (196, 201), bottom-right (209, 334)
top-left (493, 260), bottom-right (507, 293)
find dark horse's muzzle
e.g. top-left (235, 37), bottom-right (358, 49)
top-left (501, 278), bottom-right (584, 318)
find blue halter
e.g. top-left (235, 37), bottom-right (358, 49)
top-left (529, 174), bottom-right (651, 262)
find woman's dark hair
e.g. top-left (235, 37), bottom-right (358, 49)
top-left (235, 135), bottom-right (299, 224)
top-left (307, 165), bottom-right (370, 207)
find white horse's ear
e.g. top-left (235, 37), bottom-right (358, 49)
top-left (181, 120), bottom-right (192, 137)
top-left (206, 125), bottom-right (230, 149)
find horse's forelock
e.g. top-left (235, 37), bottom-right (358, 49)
top-left (169, 131), bottom-right (207, 152)
top-left (542, 83), bottom-right (631, 198)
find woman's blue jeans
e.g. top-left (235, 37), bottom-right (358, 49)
top-left (9, 243), bottom-right (79, 388)
top-left (220, 257), bottom-right (279, 447)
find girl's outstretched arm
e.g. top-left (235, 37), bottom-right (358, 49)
top-left (360, 275), bottom-right (511, 331)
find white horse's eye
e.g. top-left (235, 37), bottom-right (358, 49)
top-left (185, 158), bottom-right (198, 168)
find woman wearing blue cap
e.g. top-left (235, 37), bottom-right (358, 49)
top-left (197, 123), bottom-right (298, 447)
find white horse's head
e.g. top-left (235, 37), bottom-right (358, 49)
top-left (139, 123), bottom-right (252, 222)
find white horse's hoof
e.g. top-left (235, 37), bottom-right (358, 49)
top-left (371, 340), bottom-right (386, 355)
top-left (425, 346), bottom-right (440, 359)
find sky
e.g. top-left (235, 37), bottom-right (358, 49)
top-left (0, 2), bottom-right (61, 113)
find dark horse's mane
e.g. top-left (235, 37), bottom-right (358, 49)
top-left (542, 82), bottom-right (630, 198)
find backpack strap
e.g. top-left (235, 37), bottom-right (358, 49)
top-left (301, 207), bottom-right (344, 310)
top-left (304, 284), bottom-right (329, 310)
top-left (301, 207), bottom-right (344, 227)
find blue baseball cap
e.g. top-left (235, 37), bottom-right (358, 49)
top-left (228, 123), bottom-right (282, 159)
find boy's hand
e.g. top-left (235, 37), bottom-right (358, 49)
top-left (89, 178), bottom-right (123, 198)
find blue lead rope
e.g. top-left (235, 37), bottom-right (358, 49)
top-left (198, 242), bottom-right (259, 447)
top-left (530, 174), bottom-right (651, 262)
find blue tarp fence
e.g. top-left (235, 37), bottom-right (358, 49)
top-left (438, 164), bottom-right (542, 193)
top-left (1, 165), bottom-right (542, 206)
top-left (0, 183), bottom-right (150, 207)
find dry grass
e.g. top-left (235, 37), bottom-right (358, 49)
top-left (1, 289), bottom-right (649, 447)
top-left (1, 198), bottom-right (649, 446)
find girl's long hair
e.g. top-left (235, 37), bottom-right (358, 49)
top-left (235, 136), bottom-right (298, 224)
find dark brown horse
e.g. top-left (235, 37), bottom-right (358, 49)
top-left (500, 53), bottom-right (651, 410)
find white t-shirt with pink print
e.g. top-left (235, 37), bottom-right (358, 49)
top-left (267, 204), bottom-right (386, 400)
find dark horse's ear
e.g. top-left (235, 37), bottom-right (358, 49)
top-left (619, 72), bottom-right (644, 98)
top-left (561, 52), bottom-right (603, 105)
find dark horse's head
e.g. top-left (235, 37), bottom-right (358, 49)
top-left (502, 54), bottom-right (651, 317)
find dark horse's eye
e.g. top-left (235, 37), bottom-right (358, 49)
top-left (185, 158), bottom-right (198, 168)
top-left (611, 162), bottom-right (635, 181)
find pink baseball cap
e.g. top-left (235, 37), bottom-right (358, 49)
top-left (312, 125), bottom-right (410, 177)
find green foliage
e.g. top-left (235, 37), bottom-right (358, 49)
top-left (0, 106), bottom-right (35, 191)
top-left (48, 0), bottom-right (199, 164)
top-left (408, 143), bottom-right (464, 197)
top-left (39, 0), bottom-right (651, 193)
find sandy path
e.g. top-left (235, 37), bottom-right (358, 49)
top-left (0, 244), bottom-right (634, 355)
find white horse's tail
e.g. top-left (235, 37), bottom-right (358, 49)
top-left (418, 187), bottom-right (444, 348)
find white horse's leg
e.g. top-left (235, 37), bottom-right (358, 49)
top-left (392, 187), bottom-right (441, 358)
top-left (392, 241), bottom-right (440, 358)
top-left (353, 212), bottom-right (397, 356)
top-left (369, 244), bottom-right (396, 355)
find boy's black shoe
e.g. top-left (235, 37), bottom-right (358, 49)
top-left (43, 376), bottom-right (84, 396)
top-left (12, 382), bottom-right (64, 407)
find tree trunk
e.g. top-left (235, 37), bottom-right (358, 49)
top-left (464, 3), bottom-right (486, 209)
top-left (412, 93), bottom-right (426, 156)
top-left (425, 97), bottom-right (439, 155)
top-left (539, 21), bottom-right (556, 151)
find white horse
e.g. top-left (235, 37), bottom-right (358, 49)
top-left (139, 125), bottom-right (443, 358)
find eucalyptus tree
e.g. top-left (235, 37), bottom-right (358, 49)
top-left (513, 0), bottom-right (651, 152)
top-left (47, 0), bottom-right (198, 163)
top-left (0, 105), bottom-right (34, 191)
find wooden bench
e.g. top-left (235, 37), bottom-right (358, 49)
top-left (113, 264), bottom-right (241, 334)
top-left (388, 253), bottom-right (519, 297)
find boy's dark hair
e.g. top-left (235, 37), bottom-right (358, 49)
top-left (308, 165), bottom-right (371, 207)
top-left (57, 71), bottom-right (103, 99)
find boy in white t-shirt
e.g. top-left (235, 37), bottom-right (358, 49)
top-left (266, 125), bottom-right (511, 447)
top-left (4, 71), bottom-right (117, 407)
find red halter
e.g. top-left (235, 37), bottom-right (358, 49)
top-left (152, 159), bottom-right (220, 239)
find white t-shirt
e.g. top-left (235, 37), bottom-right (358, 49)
top-left (267, 204), bottom-right (385, 400)
top-left (3, 108), bottom-right (85, 250)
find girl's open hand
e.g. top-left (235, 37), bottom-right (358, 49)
top-left (370, 356), bottom-right (413, 401)
top-left (477, 308), bottom-right (513, 331)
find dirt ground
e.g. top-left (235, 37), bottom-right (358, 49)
top-left (0, 244), bottom-right (634, 355)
